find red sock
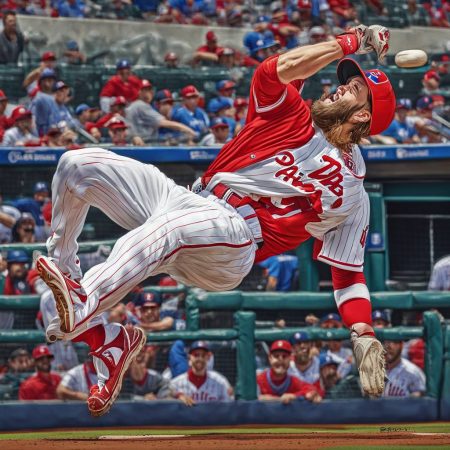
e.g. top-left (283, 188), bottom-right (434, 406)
top-left (73, 324), bottom-right (106, 351)
top-left (338, 298), bottom-right (375, 336)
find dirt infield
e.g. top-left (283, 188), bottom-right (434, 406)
top-left (3, 432), bottom-right (450, 450)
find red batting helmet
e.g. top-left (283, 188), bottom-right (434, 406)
top-left (337, 58), bottom-right (396, 136)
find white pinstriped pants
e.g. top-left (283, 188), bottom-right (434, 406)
top-left (46, 148), bottom-right (257, 339)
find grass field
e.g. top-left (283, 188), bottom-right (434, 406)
top-left (0, 422), bottom-right (449, 440)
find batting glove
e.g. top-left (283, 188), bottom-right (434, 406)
top-left (353, 24), bottom-right (390, 62)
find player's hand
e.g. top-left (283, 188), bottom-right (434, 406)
top-left (280, 393), bottom-right (296, 404)
top-left (352, 24), bottom-right (390, 62)
top-left (178, 394), bottom-right (195, 407)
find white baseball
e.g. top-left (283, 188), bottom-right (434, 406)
top-left (395, 50), bottom-right (428, 68)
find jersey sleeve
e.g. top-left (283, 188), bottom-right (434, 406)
top-left (316, 192), bottom-right (370, 272)
top-left (409, 366), bottom-right (426, 394)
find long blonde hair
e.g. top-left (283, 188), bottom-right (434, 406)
top-left (311, 96), bottom-right (371, 153)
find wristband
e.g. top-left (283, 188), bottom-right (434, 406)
top-left (336, 32), bottom-right (359, 56)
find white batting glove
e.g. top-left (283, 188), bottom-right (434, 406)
top-left (352, 24), bottom-right (390, 62)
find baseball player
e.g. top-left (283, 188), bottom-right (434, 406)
top-left (383, 340), bottom-right (426, 397)
top-left (288, 331), bottom-right (320, 384)
top-left (169, 341), bottom-right (232, 405)
top-left (36, 23), bottom-right (394, 415)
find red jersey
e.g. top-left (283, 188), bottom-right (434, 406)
top-left (19, 371), bottom-right (61, 400)
top-left (268, 21), bottom-right (292, 48)
top-left (257, 369), bottom-right (317, 397)
top-left (196, 45), bottom-right (223, 55)
top-left (100, 75), bottom-right (141, 102)
top-left (203, 55), bottom-right (370, 271)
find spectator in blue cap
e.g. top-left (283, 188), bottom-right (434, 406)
top-left (11, 213), bottom-right (36, 244)
top-left (207, 97), bottom-right (236, 138)
top-left (314, 353), bottom-right (342, 397)
top-left (200, 117), bottom-right (230, 147)
top-left (216, 80), bottom-right (236, 98)
top-left (30, 68), bottom-right (58, 136)
top-left (51, 80), bottom-right (75, 130)
top-left (320, 312), bottom-right (353, 379)
top-left (372, 310), bottom-right (390, 328)
top-left (288, 331), bottom-right (320, 384)
top-left (12, 182), bottom-right (50, 242)
top-left (380, 98), bottom-right (419, 144)
top-left (63, 39), bottom-right (86, 65)
top-left (57, 0), bottom-right (86, 18)
top-left (100, 59), bottom-right (142, 112)
top-left (3, 249), bottom-right (33, 296)
top-left (74, 104), bottom-right (93, 129)
top-left (136, 292), bottom-right (176, 332)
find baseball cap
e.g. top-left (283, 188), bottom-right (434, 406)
top-left (140, 79), bottom-right (153, 90)
top-left (116, 59), bottom-right (131, 70)
top-left (34, 181), bottom-right (49, 193)
top-left (270, 340), bottom-right (293, 354)
top-left (234, 97), bottom-right (248, 108)
top-left (39, 68), bottom-right (57, 80)
top-left (53, 80), bottom-right (69, 91)
top-left (9, 348), bottom-right (29, 360)
top-left (158, 276), bottom-right (178, 287)
top-left (141, 292), bottom-right (162, 308)
top-left (112, 96), bottom-right (127, 106)
top-left (75, 104), bottom-right (91, 115)
top-left (154, 89), bottom-right (173, 103)
top-left (208, 97), bottom-right (233, 113)
top-left (319, 353), bottom-right (341, 369)
top-left (66, 40), bottom-right (79, 51)
top-left (181, 85), bottom-right (200, 98)
top-left (396, 98), bottom-right (412, 110)
top-left (218, 47), bottom-right (235, 57)
top-left (416, 95), bottom-right (433, 111)
top-left (309, 26), bottom-right (326, 37)
top-left (32, 345), bottom-right (53, 360)
top-left (164, 52), bottom-right (178, 61)
top-left (189, 340), bottom-right (210, 353)
top-left (11, 105), bottom-right (32, 123)
top-left (291, 331), bottom-right (311, 344)
top-left (47, 126), bottom-right (62, 136)
top-left (320, 313), bottom-right (342, 325)
top-left (256, 37), bottom-right (280, 52)
top-left (255, 15), bottom-right (270, 24)
top-left (337, 58), bottom-right (396, 136)
top-left (6, 249), bottom-right (30, 263)
top-left (423, 70), bottom-right (440, 82)
top-left (107, 117), bottom-right (128, 130)
top-left (210, 117), bottom-right (230, 129)
top-left (41, 51), bottom-right (56, 62)
top-left (372, 310), bottom-right (390, 323)
top-left (0, 89), bottom-right (7, 101)
top-left (216, 80), bottom-right (236, 92)
top-left (206, 31), bottom-right (217, 42)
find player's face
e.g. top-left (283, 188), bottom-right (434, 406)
top-left (322, 76), bottom-right (369, 108)
top-left (189, 349), bottom-right (209, 374)
top-left (383, 340), bottom-right (403, 364)
top-left (10, 355), bottom-right (31, 372)
top-left (293, 341), bottom-right (312, 363)
top-left (373, 318), bottom-right (388, 328)
top-left (269, 350), bottom-right (291, 375)
top-left (212, 126), bottom-right (229, 143)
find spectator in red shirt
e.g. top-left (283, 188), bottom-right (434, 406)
top-left (257, 340), bottom-right (321, 404)
top-left (96, 96), bottom-right (127, 129)
top-left (164, 52), bottom-right (179, 68)
top-left (193, 30), bottom-right (223, 65)
top-left (106, 117), bottom-right (129, 146)
top-left (23, 51), bottom-right (58, 96)
top-left (0, 89), bottom-right (10, 141)
top-left (268, 4), bottom-right (300, 48)
top-left (99, 59), bottom-right (141, 112)
top-left (19, 345), bottom-right (61, 400)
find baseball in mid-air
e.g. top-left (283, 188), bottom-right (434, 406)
top-left (395, 49), bottom-right (428, 68)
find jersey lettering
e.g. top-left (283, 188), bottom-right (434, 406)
top-left (309, 155), bottom-right (344, 197)
top-left (274, 151), bottom-right (314, 192)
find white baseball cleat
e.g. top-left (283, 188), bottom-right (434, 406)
top-left (351, 333), bottom-right (386, 397)
top-left (36, 256), bottom-right (86, 334)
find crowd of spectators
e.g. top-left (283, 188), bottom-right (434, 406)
top-left (0, 11), bottom-right (447, 146)
top-left (0, 1), bottom-right (448, 29)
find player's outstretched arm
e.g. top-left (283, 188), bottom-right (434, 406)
top-left (277, 40), bottom-right (344, 84)
top-left (277, 24), bottom-right (390, 84)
